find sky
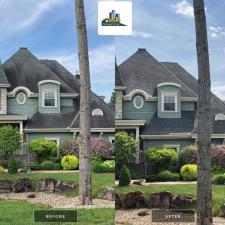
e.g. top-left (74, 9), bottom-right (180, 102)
top-left (0, 0), bottom-right (225, 101)
top-left (116, 0), bottom-right (225, 100)
top-left (0, 0), bottom-right (114, 102)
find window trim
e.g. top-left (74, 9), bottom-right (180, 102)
top-left (42, 90), bottom-right (57, 108)
top-left (133, 95), bottom-right (144, 109)
top-left (161, 91), bottom-right (178, 112)
top-left (163, 144), bottom-right (180, 153)
top-left (45, 137), bottom-right (60, 157)
top-left (16, 92), bottom-right (27, 105)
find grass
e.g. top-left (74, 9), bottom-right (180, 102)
top-left (0, 172), bottom-right (114, 198)
top-left (0, 201), bottom-right (115, 225)
top-left (116, 184), bottom-right (225, 216)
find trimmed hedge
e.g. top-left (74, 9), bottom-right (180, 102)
top-left (158, 170), bottom-right (180, 181)
top-left (61, 155), bottom-right (79, 170)
top-left (212, 174), bottom-right (225, 185)
top-left (93, 160), bottom-right (115, 173)
top-left (180, 164), bottom-right (197, 181)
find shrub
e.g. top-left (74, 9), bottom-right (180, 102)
top-left (91, 138), bottom-right (114, 158)
top-left (53, 162), bottom-right (62, 170)
top-left (61, 155), bottom-right (78, 170)
top-left (119, 165), bottom-right (131, 186)
top-left (28, 139), bottom-right (57, 163)
top-left (91, 155), bottom-right (102, 166)
top-left (158, 170), bottom-right (180, 181)
top-left (212, 174), bottom-right (225, 185)
top-left (145, 174), bottom-right (160, 182)
top-left (93, 160), bottom-right (115, 173)
top-left (178, 145), bottom-right (197, 167)
top-left (40, 161), bottom-right (54, 170)
top-left (212, 165), bottom-right (225, 175)
top-left (180, 164), bottom-right (197, 181)
top-left (212, 145), bottom-right (225, 168)
top-left (0, 126), bottom-right (21, 167)
top-left (59, 138), bottom-right (79, 157)
top-left (0, 166), bottom-right (5, 173)
top-left (145, 147), bottom-right (178, 172)
top-left (8, 156), bottom-right (24, 174)
top-left (115, 131), bottom-right (138, 163)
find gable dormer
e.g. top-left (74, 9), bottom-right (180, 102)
top-left (157, 82), bottom-right (181, 118)
top-left (0, 62), bottom-right (10, 114)
top-left (38, 80), bottom-right (60, 113)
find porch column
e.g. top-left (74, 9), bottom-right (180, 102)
top-left (135, 127), bottom-right (140, 164)
top-left (19, 121), bottom-right (23, 134)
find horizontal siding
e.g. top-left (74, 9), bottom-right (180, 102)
top-left (181, 102), bottom-right (195, 111)
top-left (123, 101), bottom-right (156, 122)
top-left (8, 97), bottom-right (38, 117)
top-left (61, 98), bottom-right (73, 107)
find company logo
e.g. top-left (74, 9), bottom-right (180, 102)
top-left (101, 10), bottom-right (126, 26)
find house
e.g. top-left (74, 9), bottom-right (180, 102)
top-left (115, 48), bottom-right (225, 172)
top-left (0, 48), bottom-right (114, 163)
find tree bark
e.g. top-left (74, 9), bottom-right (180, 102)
top-left (75, 0), bottom-right (92, 205)
top-left (193, 0), bottom-right (213, 224)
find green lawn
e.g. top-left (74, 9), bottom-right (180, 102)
top-left (116, 184), bottom-right (225, 216)
top-left (0, 201), bottom-right (114, 225)
top-left (0, 172), bottom-right (114, 198)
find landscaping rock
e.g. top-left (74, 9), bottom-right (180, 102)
top-left (55, 181), bottom-right (78, 194)
top-left (138, 209), bottom-right (150, 216)
top-left (18, 168), bottom-right (28, 174)
top-left (99, 187), bottom-right (115, 201)
top-left (0, 180), bottom-right (13, 193)
top-left (36, 178), bottom-right (56, 193)
top-left (149, 191), bottom-right (172, 209)
top-left (171, 195), bottom-right (196, 209)
top-left (132, 180), bottom-right (143, 185)
top-left (123, 191), bottom-right (145, 209)
top-left (27, 193), bottom-right (37, 198)
top-left (115, 192), bottom-right (123, 210)
top-left (13, 178), bottom-right (33, 193)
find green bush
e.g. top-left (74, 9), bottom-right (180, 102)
top-left (61, 155), bottom-right (78, 170)
top-left (91, 155), bottom-right (102, 166)
top-left (8, 156), bottom-right (24, 174)
top-left (180, 164), bottom-right (197, 181)
top-left (145, 174), bottom-right (160, 182)
top-left (178, 145), bottom-right (197, 167)
top-left (0, 126), bottom-right (21, 167)
top-left (212, 174), bottom-right (225, 185)
top-left (212, 165), bottom-right (225, 175)
top-left (158, 170), bottom-right (180, 181)
top-left (115, 131), bottom-right (138, 163)
top-left (40, 161), bottom-right (54, 170)
top-left (145, 147), bottom-right (178, 172)
top-left (93, 160), bottom-right (115, 173)
top-left (53, 162), bottom-right (62, 170)
top-left (28, 139), bottom-right (57, 163)
top-left (119, 165), bottom-right (131, 186)
top-left (0, 165), bottom-right (5, 173)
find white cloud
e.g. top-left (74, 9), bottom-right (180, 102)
top-left (209, 26), bottom-right (225, 38)
top-left (132, 30), bottom-right (153, 39)
top-left (172, 0), bottom-right (194, 18)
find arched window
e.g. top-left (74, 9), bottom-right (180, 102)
top-left (92, 109), bottom-right (104, 116)
top-left (215, 113), bottom-right (225, 121)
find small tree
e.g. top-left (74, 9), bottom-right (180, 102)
top-left (0, 126), bottom-right (21, 167)
top-left (109, 91), bottom-right (115, 107)
top-left (59, 138), bottom-right (80, 157)
top-left (28, 139), bottom-right (57, 163)
top-left (115, 131), bottom-right (138, 163)
top-left (119, 165), bottom-right (131, 186)
top-left (91, 138), bottom-right (114, 158)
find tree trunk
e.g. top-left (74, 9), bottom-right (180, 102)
top-left (75, 0), bottom-right (92, 205)
top-left (193, 0), bottom-right (213, 224)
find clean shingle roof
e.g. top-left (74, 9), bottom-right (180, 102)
top-left (0, 62), bottom-right (9, 85)
top-left (118, 48), bottom-right (196, 97)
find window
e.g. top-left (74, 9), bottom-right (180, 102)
top-left (162, 92), bottom-right (177, 112)
top-left (92, 109), bottom-right (104, 116)
top-left (16, 92), bottom-right (26, 105)
top-left (164, 144), bottom-right (180, 153)
top-left (43, 90), bottom-right (57, 107)
top-left (133, 95), bottom-right (144, 109)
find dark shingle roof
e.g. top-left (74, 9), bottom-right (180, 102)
top-left (0, 62), bottom-right (9, 85)
top-left (213, 120), bottom-right (225, 134)
top-left (141, 111), bottom-right (196, 135)
top-left (115, 60), bottom-right (124, 86)
top-left (118, 49), bottom-right (196, 97)
top-left (3, 48), bottom-right (76, 93)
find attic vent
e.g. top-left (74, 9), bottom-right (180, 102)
top-left (215, 113), bottom-right (225, 121)
top-left (92, 109), bottom-right (104, 116)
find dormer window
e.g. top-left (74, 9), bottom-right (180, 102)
top-left (92, 109), bottom-right (104, 116)
top-left (162, 92), bottom-right (177, 112)
top-left (43, 90), bottom-right (57, 107)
